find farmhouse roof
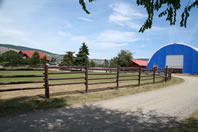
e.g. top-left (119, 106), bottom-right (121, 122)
top-left (132, 59), bottom-right (148, 67)
top-left (20, 50), bottom-right (51, 61)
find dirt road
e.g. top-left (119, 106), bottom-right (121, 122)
top-left (0, 75), bottom-right (198, 132)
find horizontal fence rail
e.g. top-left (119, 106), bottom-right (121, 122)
top-left (88, 81), bottom-right (116, 85)
top-left (88, 73), bottom-right (116, 75)
top-left (48, 71), bottom-right (85, 75)
top-left (0, 65), bottom-right (172, 98)
top-left (0, 67), bottom-right (45, 93)
top-left (48, 82), bottom-right (85, 87)
top-left (88, 68), bottom-right (117, 70)
top-left (0, 86), bottom-right (45, 92)
top-left (0, 68), bottom-right (44, 71)
top-left (0, 80), bottom-right (44, 85)
top-left (119, 78), bottom-right (138, 81)
top-left (0, 75), bottom-right (44, 78)
top-left (88, 77), bottom-right (116, 80)
top-left (119, 75), bottom-right (138, 77)
top-left (48, 77), bottom-right (85, 81)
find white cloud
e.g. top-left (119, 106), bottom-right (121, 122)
top-left (98, 30), bottom-right (140, 43)
top-left (57, 31), bottom-right (71, 37)
top-left (95, 42), bottom-right (128, 48)
top-left (109, 2), bottom-right (146, 30)
top-left (110, 2), bottom-right (145, 18)
top-left (0, 26), bottom-right (38, 48)
top-left (57, 29), bottom-right (141, 51)
top-left (0, 27), bottom-right (29, 38)
top-left (58, 31), bottom-right (88, 43)
top-left (78, 17), bottom-right (93, 22)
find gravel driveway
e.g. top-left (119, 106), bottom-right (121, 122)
top-left (0, 75), bottom-right (198, 132)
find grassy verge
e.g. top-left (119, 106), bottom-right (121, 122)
top-left (0, 76), bottom-right (183, 117)
top-left (174, 74), bottom-right (198, 77)
top-left (173, 111), bottom-right (198, 132)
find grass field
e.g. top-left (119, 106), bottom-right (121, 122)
top-left (0, 69), bottom-right (183, 117)
top-left (0, 69), bottom-right (167, 99)
top-left (0, 71), bottom-right (183, 117)
top-left (175, 74), bottom-right (198, 77)
top-left (0, 70), bottom-right (140, 83)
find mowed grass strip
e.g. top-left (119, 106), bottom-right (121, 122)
top-left (0, 76), bottom-right (183, 117)
top-left (0, 70), bottom-right (141, 83)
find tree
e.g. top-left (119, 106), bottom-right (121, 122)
top-left (0, 55), bottom-right (3, 63)
top-left (61, 51), bottom-right (75, 66)
top-left (110, 57), bottom-right (118, 67)
top-left (79, 0), bottom-right (94, 14)
top-left (89, 60), bottom-right (96, 67)
top-left (110, 50), bottom-right (133, 67)
top-left (41, 56), bottom-right (48, 65)
top-left (103, 59), bottom-right (109, 67)
top-left (22, 58), bottom-right (31, 65)
top-left (117, 50), bottom-right (133, 67)
top-left (75, 42), bottom-right (89, 66)
top-left (0, 51), bottom-right (23, 66)
top-left (31, 52), bottom-right (40, 66)
top-left (79, 0), bottom-right (198, 32)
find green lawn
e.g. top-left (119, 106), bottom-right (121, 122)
top-left (0, 69), bottom-right (179, 117)
top-left (0, 70), bottom-right (143, 84)
top-left (0, 75), bottom-right (183, 117)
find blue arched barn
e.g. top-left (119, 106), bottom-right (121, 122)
top-left (147, 43), bottom-right (198, 74)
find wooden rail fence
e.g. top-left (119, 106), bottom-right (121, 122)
top-left (0, 65), bottom-right (172, 98)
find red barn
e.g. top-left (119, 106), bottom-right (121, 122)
top-left (130, 59), bottom-right (148, 68)
top-left (19, 50), bottom-right (51, 61)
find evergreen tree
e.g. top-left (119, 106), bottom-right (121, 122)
top-left (61, 51), bottom-right (75, 66)
top-left (31, 52), bottom-right (40, 66)
top-left (75, 42), bottom-right (89, 66)
top-left (0, 55), bottom-right (3, 63)
top-left (41, 56), bottom-right (48, 65)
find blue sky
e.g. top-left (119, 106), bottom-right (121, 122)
top-left (0, 0), bottom-right (197, 59)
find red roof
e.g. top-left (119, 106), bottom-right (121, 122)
top-left (132, 59), bottom-right (148, 66)
top-left (20, 50), bottom-right (51, 61)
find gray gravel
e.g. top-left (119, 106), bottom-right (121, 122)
top-left (0, 75), bottom-right (198, 132)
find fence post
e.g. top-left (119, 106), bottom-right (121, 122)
top-left (116, 65), bottom-right (120, 89)
top-left (165, 66), bottom-right (168, 82)
top-left (85, 65), bottom-right (88, 93)
top-left (169, 69), bottom-right (172, 80)
top-left (138, 67), bottom-right (141, 86)
top-left (44, 65), bottom-right (50, 98)
top-left (168, 69), bottom-right (172, 80)
top-left (153, 67), bottom-right (156, 84)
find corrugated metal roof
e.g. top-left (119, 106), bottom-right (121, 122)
top-left (132, 59), bottom-right (148, 66)
top-left (20, 50), bottom-right (51, 61)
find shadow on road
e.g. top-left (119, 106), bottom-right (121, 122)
top-left (0, 104), bottom-right (180, 132)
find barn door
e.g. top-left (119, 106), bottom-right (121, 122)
top-left (166, 55), bottom-right (184, 73)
